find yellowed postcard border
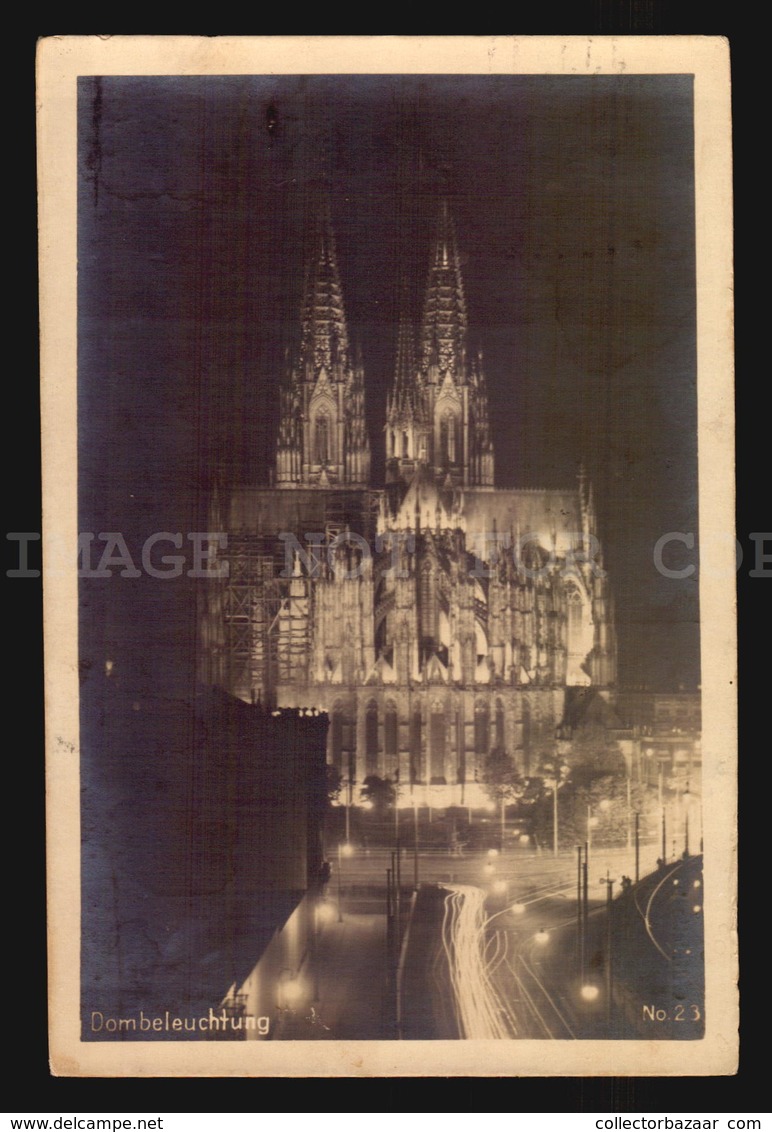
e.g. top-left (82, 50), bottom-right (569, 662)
top-left (38, 34), bottom-right (737, 1077)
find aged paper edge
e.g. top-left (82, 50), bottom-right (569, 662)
top-left (38, 34), bottom-right (737, 1078)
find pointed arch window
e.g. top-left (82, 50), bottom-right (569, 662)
top-left (385, 703), bottom-right (398, 777)
top-left (332, 702), bottom-right (354, 781)
top-left (315, 414), bottom-right (330, 464)
top-left (474, 701), bottom-right (490, 758)
top-left (567, 587), bottom-right (583, 634)
top-left (420, 563), bottom-right (437, 645)
top-left (566, 586), bottom-right (585, 666)
top-left (495, 698), bottom-right (505, 749)
top-left (365, 701), bottom-right (379, 775)
top-left (440, 411), bottom-right (458, 464)
top-left (521, 700), bottom-right (532, 776)
top-left (430, 705), bottom-right (447, 784)
top-left (331, 703), bottom-right (344, 772)
top-left (410, 710), bottom-right (422, 784)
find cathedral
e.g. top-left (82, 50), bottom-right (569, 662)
top-left (200, 200), bottom-right (617, 804)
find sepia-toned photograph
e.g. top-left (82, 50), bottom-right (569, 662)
top-left (39, 36), bottom-right (736, 1077)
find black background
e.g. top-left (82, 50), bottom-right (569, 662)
top-left (10, 17), bottom-right (761, 1111)
top-left (77, 69), bottom-right (699, 697)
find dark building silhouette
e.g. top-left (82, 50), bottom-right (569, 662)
top-left (82, 684), bottom-right (328, 1040)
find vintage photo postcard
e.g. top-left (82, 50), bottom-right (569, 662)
top-left (38, 36), bottom-right (737, 1076)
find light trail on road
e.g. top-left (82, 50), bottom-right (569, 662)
top-left (439, 885), bottom-right (519, 1038)
top-left (633, 858), bottom-right (687, 961)
top-left (426, 857), bottom-right (702, 1040)
top-left (512, 943), bottom-right (578, 1038)
top-left (437, 882), bottom-right (581, 1039)
top-left (494, 899), bottom-right (580, 1039)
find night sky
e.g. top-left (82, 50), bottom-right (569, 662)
top-left (78, 73), bottom-right (699, 695)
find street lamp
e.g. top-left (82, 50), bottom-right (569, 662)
top-left (413, 795), bottom-right (419, 890)
top-left (587, 799), bottom-right (610, 861)
top-left (580, 983), bottom-right (600, 1003)
top-left (316, 899), bottom-right (336, 930)
top-left (344, 775), bottom-right (352, 844)
top-left (336, 840), bottom-right (354, 922)
top-left (682, 780), bottom-right (692, 857)
top-left (599, 870), bottom-right (615, 1028)
top-left (587, 807), bottom-right (599, 857)
top-left (394, 782), bottom-right (400, 846)
top-left (661, 805), bottom-right (667, 864)
top-left (543, 760), bottom-right (569, 858)
top-left (551, 777), bottom-right (559, 857)
top-left (657, 756), bottom-right (668, 807)
top-left (577, 842), bottom-right (589, 984)
top-left (277, 967), bottom-right (303, 1019)
top-left (643, 748), bottom-right (668, 807)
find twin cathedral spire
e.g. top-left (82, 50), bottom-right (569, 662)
top-left (204, 196), bottom-right (617, 746)
top-left (275, 207), bottom-right (370, 487)
top-left (275, 201), bottom-right (495, 491)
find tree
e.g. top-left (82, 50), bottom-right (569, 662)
top-left (528, 752), bottom-right (571, 856)
top-left (531, 772), bottom-right (660, 851)
top-left (359, 774), bottom-right (396, 814)
top-left (482, 748), bottom-right (527, 849)
top-left (482, 748), bottom-right (526, 805)
top-left (563, 722), bottom-right (627, 785)
top-left (325, 764), bottom-right (343, 805)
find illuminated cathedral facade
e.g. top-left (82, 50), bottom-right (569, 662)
top-left (200, 201), bottom-right (617, 802)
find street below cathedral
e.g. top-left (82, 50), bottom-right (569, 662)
top-left (292, 842), bottom-right (705, 1042)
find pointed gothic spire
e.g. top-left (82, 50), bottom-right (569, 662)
top-left (385, 283), bottom-right (427, 484)
top-left (391, 316), bottom-right (418, 418)
top-left (384, 200), bottom-right (495, 489)
top-left (384, 314), bottom-right (421, 427)
top-left (276, 201), bottom-right (370, 487)
top-left (298, 202), bottom-right (350, 379)
top-left (419, 199), bottom-right (468, 377)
